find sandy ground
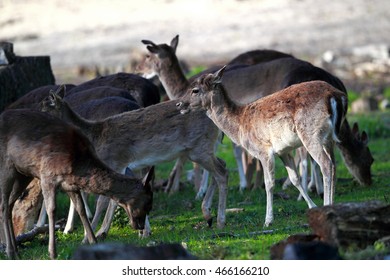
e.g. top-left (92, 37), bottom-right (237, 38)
top-left (1, 0), bottom-right (390, 83)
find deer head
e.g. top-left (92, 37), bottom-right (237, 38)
top-left (340, 122), bottom-right (373, 185)
top-left (138, 35), bottom-right (179, 78)
top-left (118, 167), bottom-right (154, 230)
top-left (188, 65), bottom-right (226, 110)
top-left (40, 85), bottom-right (67, 118)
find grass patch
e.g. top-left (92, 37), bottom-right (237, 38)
top-left (1, 112), bottom-right (389, 260)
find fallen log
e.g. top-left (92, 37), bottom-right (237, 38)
top-left (307, 201), bottom-right (390, 248)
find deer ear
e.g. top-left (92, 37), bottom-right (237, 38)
top-left (55, 84), bottom-right (66, 97)
top-left (47, 90), bottom-right (57, 106)
top-left (213, 65), bottom-right (227, 84)
top-left (170, 35), bottom-right (179, 53)
top-left (352, 122), bottom-right (359, 137)
top-left (141, 39), bottom-right (156, 46)
top-left (146, 45), bottom-right (160, 54)
top-left (142, 166), bottom-right (155, 191)
top-left (361, 131), bottom-right (369, 145)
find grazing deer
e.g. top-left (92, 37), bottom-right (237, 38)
top-left (40, 87), bottom-right (227, 237)
top-left (139, 35), bottom-right (373, 194)
top-left (5, 84), bottom-right (75, 110)
top-left (179, 67), bottom-right (348, 226)
top-left (6, 81), bottom-right (155, 236)
top-left (0, 109), bottom-right (153, 259)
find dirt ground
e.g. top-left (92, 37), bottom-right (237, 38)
top-left (1, 0), bottom-right (390, 84)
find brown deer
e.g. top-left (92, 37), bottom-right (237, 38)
top-left (179, 67), bottom-right (348, 226)
top-left (138, 35), bottom-right (373, 194)
top-left (0, 109), bottom-right (154, 259)
top-left (40, 87), bottom-right (227, 237)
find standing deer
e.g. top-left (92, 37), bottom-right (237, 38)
top-left (138, 35), bottom-right (373, 194)
top-left (179, 67), bottom-right (348, 226)
top-left (40, 87), bottom-right (227, 238)
top-left (0, 109), bottom-right (153, 259)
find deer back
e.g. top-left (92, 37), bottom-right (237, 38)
top-left (66, 73), bottom-right (160, 107)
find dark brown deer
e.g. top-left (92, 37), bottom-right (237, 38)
top-left (40, 87), bottom-right (227, 238)
top-left (180, 67), bottom-right (348, 226)
top-left (0, 109), bottom-right (153, 259)
top-left (65, 72), bottom-right (160, 107)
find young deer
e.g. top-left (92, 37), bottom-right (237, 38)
top-left (40, 87), bottom-right (227, 237)
top-left (180, 67), bottom-right (348, 226)
top-left (0, 109), bottom-right (153, 259)
top-left (139, 35), bottom-right (373, 193)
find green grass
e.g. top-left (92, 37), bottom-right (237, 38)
top-left (1, 112), bottom-right (390, 260)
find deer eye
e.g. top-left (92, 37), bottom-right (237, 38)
top-left (192, 87), bottom-right (200, 94)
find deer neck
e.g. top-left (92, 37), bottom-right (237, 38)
top-left (62, 103), bottom-right (103, 141)
top-left (69, 162), bottom-right (139, 201)
top-left (159, 58), bottom-right (189, 100)
top-left (206, 87), bottom-right (243, 145)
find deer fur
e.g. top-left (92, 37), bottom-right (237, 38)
top-left (139, 35), bottom-right (373, 193)
top-left (40, 87), bottom-right (227, 237)
top-left (6, 81), bottom-right (155, 236)
top-left (65, 72), bottom-right (160, 107)
top-left (0, 109), bottom-right (153, 259)
top-left (181, 67), bottom-right (348, 226)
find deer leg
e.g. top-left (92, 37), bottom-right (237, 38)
top-left (244, 156), bottom-right (256, 189)
top-left (192, 162), bottom-right (202, 192)
top-left (214, 157), bottom-right (228, 229)
top-left (168, 156), bottom-right (185, 194)
top-left (304, 137), bottom-right (336, 205)
top-left (258, 153), bottom-right (276, 227)
top-left (192, 152), bottom-right (228, 228)
top-left (232, 144), bottom-right (247, 191)
top-left (310, 159), bottom-right (324, 196)
top-left (297, 147), bottom-right (309, 201)
top-left (0, 171), bottom-right (18, 259)
top-left (67, 191), bottom-right (96, 245)
top-left (280, 153), bottom-right (316, 209)
top-left (63, 200), bottom-right (76, 234)
top-left (253, 159), bottom-right (264, 189)
top-left (40, 180), bottom-right (57, 259)
top-left (201, 177), bottom-right (216, 226)
top-left (90, 195), bottom-right (110, 231)
top-left (36, 202), bottom-right (47, 227)
top-left (95, 199), bottom-right (118, 240)
top-left (139, 215), bottom-right (151, 238)
top-left (81, 192), bottom-right (93, 219)
top-left (64, 191), bottom-right (92, 234)
top-left (195, 169), bottom-right (209, 200)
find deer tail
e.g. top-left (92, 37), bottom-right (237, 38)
top-left (330, 94), bottom-right (347, 143)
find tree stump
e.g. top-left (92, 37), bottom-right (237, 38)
top-left (12, 179), bottom-right (43, 237)
top-left (0, 42), bottom-right (55, 112)
top-left (307, 201), bottom-right (390, 248)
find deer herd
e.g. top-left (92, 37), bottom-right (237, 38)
top-left (0, 35), bottom-right (373, 259)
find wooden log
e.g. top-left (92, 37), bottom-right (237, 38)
top-left (12, 179), bottom-right (43, 236)
top-left (307, 201), bottom-right (390, 248)
top-left (0, 42), bottom-right (55, 112)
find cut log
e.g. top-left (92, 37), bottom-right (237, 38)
top-left (0, 42), bottom-right (55, 112)
top-left (12, 179), bottom-right (43, 236)
top-left (307, 201), bottom-right (390, 248)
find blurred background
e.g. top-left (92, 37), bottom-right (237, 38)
top-left (1, 0), bottom-right (389, 87)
